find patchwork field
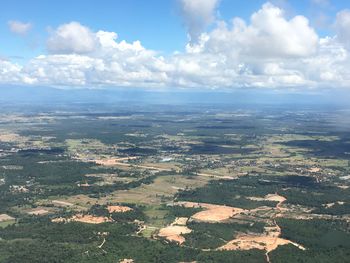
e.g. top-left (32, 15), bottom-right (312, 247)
top-left (0, 105), bottom-right (349, 262)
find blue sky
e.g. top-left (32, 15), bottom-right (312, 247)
top-left (1, 0), bottom-right (350, 90)
top-left (1, 0), bottom-right (184, 57)
top-left (1, 0), bottom-right (347, 57)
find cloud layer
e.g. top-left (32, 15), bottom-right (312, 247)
top-left (1, 2), bottom-right (350, 90)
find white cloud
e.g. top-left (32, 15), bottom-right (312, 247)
top-left (335, 10), bottom-right (350, 50)
top-left (8, 20), bottom-right (32, 35)
top-left (1, 3), bottom-right (350, 90)
top-left (47, 22), bottom-right (98, 54)
top-left (178, 2), bottom-right (321, 88)
top-left (178, 0), bottom-right (219, 43)
top-left (21, 30), bottom-right (171, 88)
top-left (191, 3), bottom-right (319, 58)
top-left (0, 59), bottom-right (32, 84)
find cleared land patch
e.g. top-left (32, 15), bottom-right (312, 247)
top-left (52, 200), bottom-right (74, 207)
top-left (27, 208), bottom-right (50, 215)
top-left (95, 157), bottom-right (138, 166)
top-left (158, 216), bottom-right (192, 244)
top-left (174, 201), bottom-right (245, 222)
top-left (0, 214), bottom-right (15, 222)
top-left (219, 193), bottom-right (305, 263)
top-left (218, 234), bottom-right (305, 253)
top-left (107, 205), bottom-right (133, 213)
top-left (52, 214), bottom-right (112, 224)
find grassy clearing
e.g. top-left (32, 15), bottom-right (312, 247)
top-left (143, 205), bottom-right (171, 228)
top-left (0, 220), bottom-right (15, 228)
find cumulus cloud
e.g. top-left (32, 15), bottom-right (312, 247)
top-left (8, 20), bottom-right (32, 35)
top-left (190, 3), bottom-right (319, 58)
top-left (0, 59), bottom-right (34, 84)
top-left (20, 29), bottom-right (171, 88)
top-left (1, 2), bottom-right (350, 90)
top-left (47, 22), bottom-right (98, 54)
top-left (179, 3), bottom-right (321, 88)
top-left (178, 0), bottom-right (219, 43)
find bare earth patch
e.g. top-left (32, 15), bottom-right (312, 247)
top-left (172, 217), bottom-right (188, 226)
top-left (158, 225), bottom-right (192, 244)
top-left (107, 205), bottom-right (133, 213)
top-left (52, 214), bottom-right (112, 224)
top-left (51, 217), bottom-right (66, 223)
top-left (157, 217), bottom-right (191, 244)
top-left (264, 194), bottom-right (286, 203)
top-left (218, 234), bottom-right (305, 253)
top-left (0, 133), bottom-right (23, 142)
top-left (85, 173), bottom-right (134, 185)
top-left (309, 167), bottom-right (321, 173)
top-left (52, 200), bottom-right (74, 207)
top-left (0, 214), bottom-right (15, 222)
top-left (175, 201), bottom-right (245, 222)
top-left (218, 194), bottom-right (305, 263)
top-left (324, 201), bottom-right (345, 208)
top-left (218, 220), bottom-right (305, 261)
top-left (27, 209), bottom-right (49, 215)
top-left (247, 194), bottom-right (286, 203)
top-left (95, 157), bottom-right (138, 166)
top-left (71, 214), bottom-right (112, 224)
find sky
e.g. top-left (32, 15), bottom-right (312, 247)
top-left (1, 0), bottom-right (350, 91)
